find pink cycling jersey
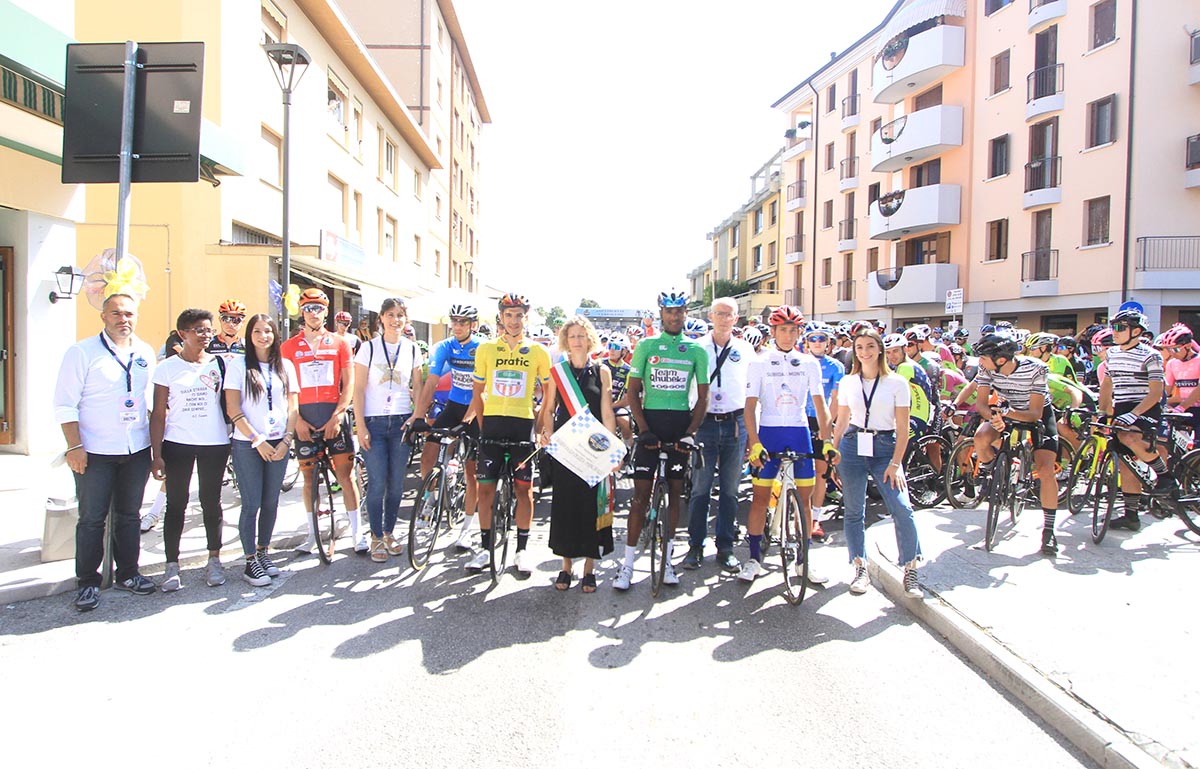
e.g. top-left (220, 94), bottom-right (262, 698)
top-left (1165, 353), bottom-right (1200, 401)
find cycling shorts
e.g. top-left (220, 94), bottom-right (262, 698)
top-left (632, 409), bottom-right (692, 482)
top-left (753, 424), bottom-right (815, 487)
top-left (1113, 402), bottom-right (1162, 442)
top-left (296, 403), bottom-right (354, 461)
top-left (433, 400), bottom-right (479, 459)
top-left (807, 417), bottom-right (827, 460)
top-left (477, 416), bottom-right (535, 484)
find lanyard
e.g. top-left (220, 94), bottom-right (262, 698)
top-left (861, 376), bottom-right (881, 428)
top-left (380, 338), bottom-right (400, 390)
top-left (98, 332), bottom-right (135, 402)
top-left (264, 364), bottom-right (274, 411)
top-left (711, 339), bottom-right (732, 388)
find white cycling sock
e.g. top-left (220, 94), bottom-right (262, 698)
top-left (459, 513), bottom-right (475, 536)
top-left (149, 489), bottom-right (166, 517)
top-left (665, 540), bottom-right (674, 562)
top-left (345, 508), bottom-right (361, 539)
top-left (812, 505), bottom-right (823, 522)
top-left (623, 546), bottom-right (637, 568)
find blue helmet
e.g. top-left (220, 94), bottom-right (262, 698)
top-left (657, 289), bottom-right (688, 308)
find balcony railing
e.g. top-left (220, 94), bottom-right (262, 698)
top-left (838, 218), bottom-right (857, 241)
top-left (1192, 30), bottom-right (1200, 65)
top-left (785, 129), bottom-right (812, 148)
top-left (1029, 0), bottom-right (1056, 8)
top-left (839, 156), bottom-right (859, 180)
top-left (1188, 134), bottom-right (1200, 170)
top-left (1024, 156), bottom-right (1061, 192)
top-left (1021, 249), bottom-right (1058, 281)
top-left (841, 94), bottom-right (860, 119)
top-left (1136, 237), bottom-right (1200, 271)
top-left (837, 279), bottom-right (856, 303)
top-left (785, 235), bottom-right (804, 253)
top-left (878, 115), bottom-right (907, 145)
top-left (787, 180), bottom-right (807, 201)
top-left (1027, 63), bottom-right (1064, 102)
top-left (783, 288), bottom-right (806, 307)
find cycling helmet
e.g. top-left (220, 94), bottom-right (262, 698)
top-left (755, 323), bottom-right (770, 337)
top-left (949, 343), bottom-right (965, 356)
top-left (1012, 328), bottom-right (1031, 344)
top-left (299, 288), bottom-right (329, 308)
top-left (742, 327), bottom-right (764, 347)
top-left (804, 321), bottom-right (832, 338)
top-left (1056, 336), bottom-right (1077, 350)
top-left (531, 325), bottom-right (553, 342)
top-left (1090, 327), bottom-right (1114, 348)
top-left (683, 317), bottom-right (708, 338)
top-left (954, 327), bottom-right (970, 340)
top-left (974, 332), bottom-right (1020, 360)
top-left (608, 333), bottom-right (629, 349)
top-left (1152, 332), bottom-right (1170, 349)
top-left (768, 305), bottom-right (805, 326)
top-left (218, 299), bottom-right (247, 316)
top-left (731, 325), bottom-right (744, 338)
top-left (905, 324), bottom-right (930, 342)
top-left (850, 320), bottom-right (875, 337)
top-left (980, 324), bottom-right (996, 335)
top-left (402, 325), bottom-right (416, 339)
top-left (1024, 332), bottom-right (1058, 350)
top-left (416, 340), bottom-right (429, 354)
top-left (477, 323), bottom-right (492, 338)
top-left (882, 333), bottom-right (909, 350)
top-left (657, 289), bottom-right (689, 308)
top-left (1110, 307), bottom-right (1148, 330)
top-left (1161, 323), bottom-right (1194, 347)
top-left (448, 303), bottom-right (478, 321)
top-left (497, 293), bottom-right (530, 311)
top-left (994, 320), bottom-right (1014, 330)
top-left (334, 311), bottom-right (353, 324)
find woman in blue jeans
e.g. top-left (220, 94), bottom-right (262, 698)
top-left (225, 314), bottom-right (298, 586)
top-left (830, 329), bottom-right (922, 598)
top-left (353, 297), bottom-right (424, 562)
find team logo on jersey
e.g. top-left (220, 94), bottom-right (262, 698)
top-left (789, 357), bottom-right (801, 367)
top-left (519, 346), bottom-right (530, 355)
top-left (134, 356), bottom-right (148, 367)
top-left (678, 344), bottom-right (687, 353)
top-left (729, 350), bottom-right (741, 362)
top-left (657, 345), bottom-right (667, 351)
top-left (587, 433), bottom-right (611, 452)
top-left (649, 356), bottom-right (660, 365)
top-left (770, 359), bottom-right (781, 366)
top-left (493, 370), bottom-right (525, 397)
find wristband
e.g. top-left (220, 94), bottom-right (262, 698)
top-left (66, 444), bottom-right (84, 453)
top-left (231, 414), bottom-right (246, 425)
top-left (251, 435), bottom-right (266, 448)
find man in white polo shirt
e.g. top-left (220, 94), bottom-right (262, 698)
top-left (682, 297), bottom-right (757, 572)
top-left (54, 293), bottom-right (158, 612)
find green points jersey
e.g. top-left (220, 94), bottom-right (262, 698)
top-left (629, 332), bottom-right (710, 411)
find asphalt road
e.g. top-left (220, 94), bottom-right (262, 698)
top-left (0, 480), bottom-right (1098, 768)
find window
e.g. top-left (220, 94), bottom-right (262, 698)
top-left (986, 219), bottom-right (1009, 262)
top-left (328, 175), bottom-right (347, 233)
top-left (413, 170), bottom-right (422, 198)
top-left (991, 50), bottom-right (1010, 95)
top-left (353, 192), bottom-right (363, 243)
top-left (413, 234), bottom-right (421, 265)
top-left (826, 84), bottom-right (836, 112)
top-left (730, 224), bottom-right (740, 248)
top-left (769, 200), bottom-right (778, 225)
top-left (436, 136), bottom-right (443, 156)
top-left (1086, 94), bottom-right (1116, 147)
top-left (867, 247), bottom-right (879, 274)
top-left (436, 78), bottom-right (443, 106)
top-left (988, 135), bottom-right (1009, 178)
top-left (1041, 314), bottom-right (1078, 336)
top-left (384, 215), bottom-right (397, 260)
top-left (913, 84), bottom-right (942, 111)
top-left (754, 207), bottom-right (764, 234)
top-left (260, 125), bottom-right (281, 187)
top-left (261, 0), bottom-right (285, 44)
top-left (768, 241), bottom-right (777, 266)
top-left (351, 100), bottom-right (363, 159)
top-left (910, 158), bottom-right (941, 188)
top-left (376, 208), bottom-right (384, 255)
top-left (435, 195), bottom-right (443, 220)
top-left (753, 245), bottom-right (763, 271)
top-left (327, 72), bottom-right (349, 134)
top-left (870, 117), bottom-right (882, 137)
top-left (1084, 196), bottom-right (1110, 245)
top-left (383, 137), bottom-right (397, 188)
top-left (985, 0), bottom-right (1013, 15)
top-left (729, 257), bottom-right (740, 281)
top-left (820, 257), bottom-right (832, 287)
top-left (822, 200), bottom-right (834, 229)
top-left (1090, 0), bottom-right (1117, 50)
top-left (437, 19), bottom-right (445, 49)
top-left (868, 182), bottom-right (881, 207)
top-left (435, 249), bottom-right (442, 276)
top-left (825, 142), bottom-right (835, 171)
top-left (794, 213), bottom-right (805, 243)
top-left (903, 232), bottom-right (951, 265)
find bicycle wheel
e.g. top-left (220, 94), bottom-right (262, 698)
top-left (908, 434), bottom-right (950, 508)
top-left (648, 480), bottom-right (667, 597)
top-left (1089, 452), bottom-right (1118, 544)
top-left (1172, 451), bottom-right (1200, 535)
top-left (280, 447), bottom-right (300, 492)
top-left (984, 447), bottom-right (1009, 551)
top-left (489, 474), bottom-right (513, 581)
top-left (1009, 444), bottom-right (1030, 524)
top-left (780, 487), bottom-right (810, 606)
top-left (945, 437), bottom-right (981, 509)
top-left (1066, 438), bottom-right (1099, 515)
top-left (408, 469), bottom-right (443, 570)
top-left (1053, 439), bottom-right (1073, 507)
top-left (310, 462), bottom-right (337, 564)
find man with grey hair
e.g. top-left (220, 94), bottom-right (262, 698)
top-left (683, 297), bottom-right (756, 572)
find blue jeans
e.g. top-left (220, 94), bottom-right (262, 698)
top-left (838, 431), bottom-right (921, 565)
top-left (364, 414), bottom-right (412, 537)
top-left (231, 438), bottom-right (289, 556)
top-left (74, 448), bottom-right (152, 588)
top-left (688, 413), bottom-right (746, 552)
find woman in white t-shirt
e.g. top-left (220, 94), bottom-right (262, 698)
top-left (353, 298), bottom-right (424, 562)
top-left (830, 330), bottom-right (922, 599)
top-left (150, 308), bottom-right (232, 592)
top-left (224, 314), bottom-right (299, 586)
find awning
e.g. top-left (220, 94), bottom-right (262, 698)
top-left (291, 254), bottom-right (413, 314)
top-left (876, 0), bottom-right (967, 54)
top-left (199, 118), bottom-right (246, 177)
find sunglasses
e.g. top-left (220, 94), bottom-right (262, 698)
top-left (607, 342), bottom-right (626, 351)
top-left (220, 314), bottom-right (244, 324)
top-left (1109, 322), bottom-right (1131, 331)
top-left (301, 304), bottom-right (326, 314)
top-left (186, 326), bottom-right (214, 336)
top-left (806, 334), bottom-right (829, 343)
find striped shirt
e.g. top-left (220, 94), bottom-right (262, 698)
top-left (974, 356), bottom-right (1050, 411)
top-left (1104, 341), bottom-right (1164, 406)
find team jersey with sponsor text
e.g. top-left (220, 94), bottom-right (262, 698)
top-left (628, 332), bottom-right (709, 412)
top-left (472, 336), bottom-right (551, 419)
top-left (429, 334), bottom-right (481, 406)
top-left (746, 346), bottom-right (823, 427)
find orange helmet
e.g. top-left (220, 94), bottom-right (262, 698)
top-left (768, 305), bottom-right (805, 326)
top-left (299, 288), bottom-right (329, 308)
top-left (497, 293), bottom-right (530, 311)
top-left (218, 299), bottom-right (246, 316)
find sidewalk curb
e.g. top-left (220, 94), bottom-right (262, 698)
top-left (866, 558), bottom-right (1166, 769)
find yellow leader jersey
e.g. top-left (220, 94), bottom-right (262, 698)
top-left (472, 337), bottom-right (551, 419)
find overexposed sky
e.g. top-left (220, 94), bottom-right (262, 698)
top-left (454, 0), bottom-right (896, 314)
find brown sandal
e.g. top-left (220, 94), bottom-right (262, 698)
top-left (554, 570), bottom-right (572, 590)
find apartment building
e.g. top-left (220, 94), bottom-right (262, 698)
top-left (342, 0), bottom-right (490, 295)
top-left (773, 0), bottom-right (1200, 336)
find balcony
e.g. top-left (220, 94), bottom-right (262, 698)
top-left (1023, 156), bottom-right (1062, 208)
top-left (839, 156), bottom-right (859, 192)
top-left (868, 183), bottom-right (961, 241)
top-left (1187, 134), bottom-right (1200, 189)
top-left (1026, 63), bottom-right (1064, 121)
top-left (786, 179), bottom-right (808, 211)
top-left (1191, 30), bottom-right (1200, 86)
top-left (870, 105), bottom-right (964, 173)
top-left (867, 262), bottom-right (959, 307)
top-left (873, 24), bottom-right (966, 105)
top-left (782, 128), bottom-right (813, 160)
top-left (837, 218), bottom-right (858, 252)
top-left (783, 287), bottom-right (806, 309)
top-left (1028, 0), bottom-right (1067, 34)
top-left (836, 279), bottom-right (857, 313)
top-left (1134, 237), bottom-right (1200, 290)
top-left (784, 235), bottom-right (806, 264)
top-left (841, 95), bottom-right (861, 132)
top-left (730, 289), bottom-right (784, 321)
top-left (1020, 249), bottom-right (1058, 297)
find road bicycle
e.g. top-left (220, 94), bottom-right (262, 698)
top-left (303, 435), bottom-right (368, 564)
top-left (640, 440), bottom-right (702, 598)
top-left (758, 449), bottom-right (817, 606)
top-left (981, 418), bottom-right (1044, 551)
top-left (478, 437), bottom-right (537, 583)
top-left (903, 430), bottom-right (951, 509)
top-left (408, 426), bottom-right (472, 570)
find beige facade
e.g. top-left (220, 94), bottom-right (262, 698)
top-left (772, 0), bottom-right (1200, 335)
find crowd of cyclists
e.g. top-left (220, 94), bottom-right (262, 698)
top-left (56, 285), bottom-right (1200, 612)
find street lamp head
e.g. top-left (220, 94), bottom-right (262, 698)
top-left (263, 42), bottom-right (312, 94)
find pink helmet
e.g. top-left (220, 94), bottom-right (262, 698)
top-left (1090, 328), bottom-right (1115, 348)
top-left (1160, 323), bottom-right (1194, 347)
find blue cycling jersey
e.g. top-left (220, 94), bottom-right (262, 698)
top-left (428, 334), bottom-right (480, 405)
top-left (806, 354), bottom-right (845, 418)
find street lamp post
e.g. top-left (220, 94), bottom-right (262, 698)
top-left (263, 42), bottom-right (311, 338)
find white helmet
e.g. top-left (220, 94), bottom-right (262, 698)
top-left (531, 325), bottom-right (553, 342)
top-left (742, 327), bottom-right (764, 347)
top-left (883, 333), bottom-right (909, 350)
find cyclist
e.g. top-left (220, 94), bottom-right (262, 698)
top-left (281, 288), bottom-right (364, 554)
top-left (740, 306), bottom-right (830, 583)
top-left (1025, 332), bottom-right (1077, 381)
top-left (883, 333), bottom-right (932, 439)
top-left (334, 311), bottom-right (361, 354)
top-left (1101, 307), bottom-right (1175, 531)
top-left (208, 299), bottom-right (247, 363)
top-left (971, 332), bottom-right (1062, 555)
top-left (477, 323), bottom-right (492, 340)
top-left (412, 303), bottom-right (482, 552)
top-left (466, 293), bottom-right (552, 575)
top-left (601, 333), bottom-right (634, 453)
top-left (803, 322), bottom-right (843, 541)
top-left (614, 289), bottom-right (709, 591)
top-left (1165, 324), bottom-right (1200, 435)
top-left (1046, 370), bottom-right (1097, 451)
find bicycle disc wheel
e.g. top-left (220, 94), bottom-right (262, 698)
top-left (1066, 439), bottom-right (1099, 515)
top-left (780, 488), bottom-right (810, 606)
top-left (945, 438), bottom-right (981, 509)
top-left (908, 435), bottom-right (949, 508)
top-left (311, 464), bottom-right (337, 564)
top-left (408, 469), bottom-right (443, 570)
top-left (984, 448), bottom-right (1008, 551)
top-left (280, 447), bottom-right (300, 492)
top-left (1089, 453), bottom-right (1117, 544)
top-left (648, 481), bottom-right (667, 597)
top-left (489, 475), bottom-right (512, 582)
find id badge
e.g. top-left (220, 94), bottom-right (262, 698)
top-left (857, 432), bottom-right (874, 457)
top-left (266, 414), bottom-right (284, 440)
top-left (120, 410), bottom-right (139, 425)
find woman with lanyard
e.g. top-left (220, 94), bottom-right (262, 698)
top-left (829, 329), bottom-right (923, 599)
top-left (224, 314), bottom-right (299, 586)
top-left (353, 298), bottom-right (424, 562)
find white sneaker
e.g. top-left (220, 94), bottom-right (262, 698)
top-left (662, 562), bottom-right (680, 586)
top-left (612, 563), bottom-right (634, 591)
top-left (805, 563), bottom-right (829, 586)
top-left (454, 529), bottom-right (473, 552)
top-left (737, 558), bottom-right (764, 583)
top-left (294, 538), bottom-right (317, 555)
top-left (514, 549), bottom-right (533, 575)
top-left (903, 562), bottom-right (922, 598)
top-left (139, 510), bottom-right (161, 533)
top-left (161, 562), bottom-right (182, 592)
top-left (849, 558), bottom-right (870, 595)
top-left (205, 556), bottom-right (226, 587)
top-left (466, 550), bottom-right (491, 572)
top-left (353, 534), bottom-right (369, 554)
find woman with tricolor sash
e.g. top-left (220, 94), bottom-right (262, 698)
top-left (539, 315), bottom-right (618, 592)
